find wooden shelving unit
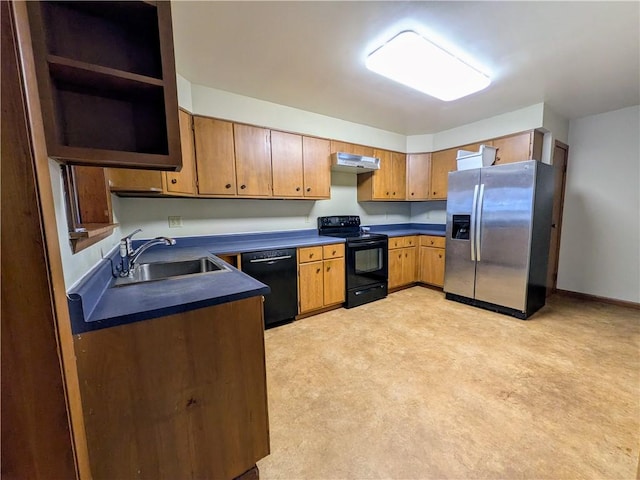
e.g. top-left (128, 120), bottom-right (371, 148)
top-left (25, 1), bottom-right (181, 170)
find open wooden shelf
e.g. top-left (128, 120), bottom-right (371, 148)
top-left (47, 55), bottom-right (164, 94)
top-left (69, 223), bottom-right (119, 253)
top-left (26, 1), bottom-right (181, 170)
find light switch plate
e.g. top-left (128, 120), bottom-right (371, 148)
top-left (168, 216), bottom-right (183, 228)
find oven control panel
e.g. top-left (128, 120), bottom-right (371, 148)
top-left (318, 215), bottom-right (361, 228)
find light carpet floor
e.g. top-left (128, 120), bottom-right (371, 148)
top-left (257, 287), bottom-right (639, 479)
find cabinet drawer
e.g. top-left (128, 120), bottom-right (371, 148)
top-left (389, 237), bottom-right (404, 249)
top-left (298, 246), bottom-right (323, 263)
top-left (420, 235), bottom-right (445, 248)
top-left (322, 243), bottom-right (344, 259)
top-left (403, 236), bottom-right (418, 248)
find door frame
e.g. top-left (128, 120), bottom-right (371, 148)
top-left (547, 140), bottom-right (569, 296)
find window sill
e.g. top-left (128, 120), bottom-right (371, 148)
top-left (69, 223), bottom-right (118, 253)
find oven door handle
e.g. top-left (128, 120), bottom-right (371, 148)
top-left (349, 240), bottom-right (382, 247)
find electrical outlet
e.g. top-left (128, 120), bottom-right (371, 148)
top-left (168, 216), bottom-right (183, 228)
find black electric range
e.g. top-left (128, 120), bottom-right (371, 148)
top-left (318, 216), bottom-right (388, 308)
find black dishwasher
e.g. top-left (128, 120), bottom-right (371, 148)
top-left (241, 249), bottom-right (298, 328)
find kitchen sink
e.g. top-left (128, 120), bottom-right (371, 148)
top-left (112, 256), bottom-right (230, 287)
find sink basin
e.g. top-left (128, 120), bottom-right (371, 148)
top-left (113, 256), bottom-right (230, 287)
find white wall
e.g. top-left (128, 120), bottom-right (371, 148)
top-left (557, 105), bottom-right (640, 303)
top-left (115, 172), bottom-right (410, 238)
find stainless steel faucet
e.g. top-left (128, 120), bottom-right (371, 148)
top-left (118, 229), bottom-right (176, 277)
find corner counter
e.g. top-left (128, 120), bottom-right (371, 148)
top-left (67, 229), bottom-right (342, 334)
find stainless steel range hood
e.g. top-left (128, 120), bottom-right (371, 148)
top-left (331, 152), bottom-right (380, 173)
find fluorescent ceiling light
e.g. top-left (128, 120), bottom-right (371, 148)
top-left (365, 30), bottom-right (491, 101)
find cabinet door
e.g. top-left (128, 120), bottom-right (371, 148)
top-left (388, 248), bottom-right (404, 289)
top-left (193, 117), bottom-right (236, 195)
top-left (271, 131), bottom-right (303, 197)
top-left (330, 140), bottom-right (373, 157)
top-left (302, 136), bottom-right (331, 198)
top-left (419, 246), bottom-right (445, 286)
top-left (165, 110), bottom-right (197, 195)
top-left (430, 143), bottom-right (482, 199)
top-left (323, 258), bottom-right (345, 305)
top-left (406, 153), bottom-right (431, 200)
top-left (234, 124), bottom-right (272, 196)
top-left (372, 149), bottom-right (392, 199)
top-left (401, 247), bottom-right (417, 285)
top-left (492, 132), bottom-right (532, 166)
top-left (330, 140), bottom-right (352, 154)
top-left (390, 152), bottom-right (406, 200)
top-left (299, 262), bottom-right (324, 313)
top-left (107, 168), bottom-right (163, 192)
top-left (430, 148), bottom-right (456, 200)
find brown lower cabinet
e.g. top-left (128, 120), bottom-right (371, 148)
top-left (388, 236), bottom-right (418, 289)
top-left (419, 236), bottom-right (446, 287)
top-left (74, 297), bottom-right (269, 480)
top-left (298, 244), bottom-right (345, 313)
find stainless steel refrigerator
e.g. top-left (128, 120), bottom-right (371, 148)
top-left (444, 160), bottom-right (554, 319)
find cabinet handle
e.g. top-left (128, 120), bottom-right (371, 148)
top-left (309, 253), bottom-right (314, 258)
top-left (171, 178), bottom-right (177, 184)
top-left (332, 250), bottom-right (336, 255)
top-left (306, 187), bottom-right (311, 192)
top-left (240, 184), bottom-right (246, 190)
top-left (386, 191), bottom-right (390, 195)
top-left (296, 187), bottom-right (301, 191)
top-left (430, 240), bottom-right (434, 245)
top-left (327, 266), bottom-right (331, 272)
top-left (316, 268), bottom-right (321, 273)
top-left (225, 183), bottom-right (232, 189)
top-left (438, 254), bottom-right (442, 258)
top-left (411, 192), bottom-right (414, 196)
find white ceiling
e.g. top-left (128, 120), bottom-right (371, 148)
top-left (171, 1), bottom-right (640, 135)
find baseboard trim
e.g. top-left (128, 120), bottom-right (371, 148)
top-left (555, 289), bottom-right (640, 310)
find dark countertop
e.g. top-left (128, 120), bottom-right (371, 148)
top-left (367, 223), bottom-right (446, 238)
top-left (67, 230), bottom-right (346, 334)
top-left (67, 225), bottom-right (445, 334)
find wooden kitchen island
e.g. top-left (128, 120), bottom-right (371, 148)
top-left (73, 296), bottom-right (269, 480)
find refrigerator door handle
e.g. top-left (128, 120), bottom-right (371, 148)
top-left (470, 184), bottom-right (479, 261)
top-left (476, 183), bottom-right (485, 262)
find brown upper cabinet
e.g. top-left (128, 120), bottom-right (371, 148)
top-left (271, 131), bottom-right (303, 197)
top-left (430, 142), bottom-right (483, 200)
top-left (24, 1), bottom-right (182, 170)
top-left (271, 133), bottom-right (331, 199)
top-left (357, 150), bottom-right (406, 201)
top-left (302, 136), bottom-right (331, 199)
top-left (193, 116), bottom-right (237, 196)
top-left (108, 110), bottom-right (196, 196)
top-left (406, 153), bottom-right (431, 200)
top-left (491, 130), bottom-right (544, 165)
top-left (330, 140), bottom-right (374, 157)
top-left (234, 124), bottom-right (272, 197)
